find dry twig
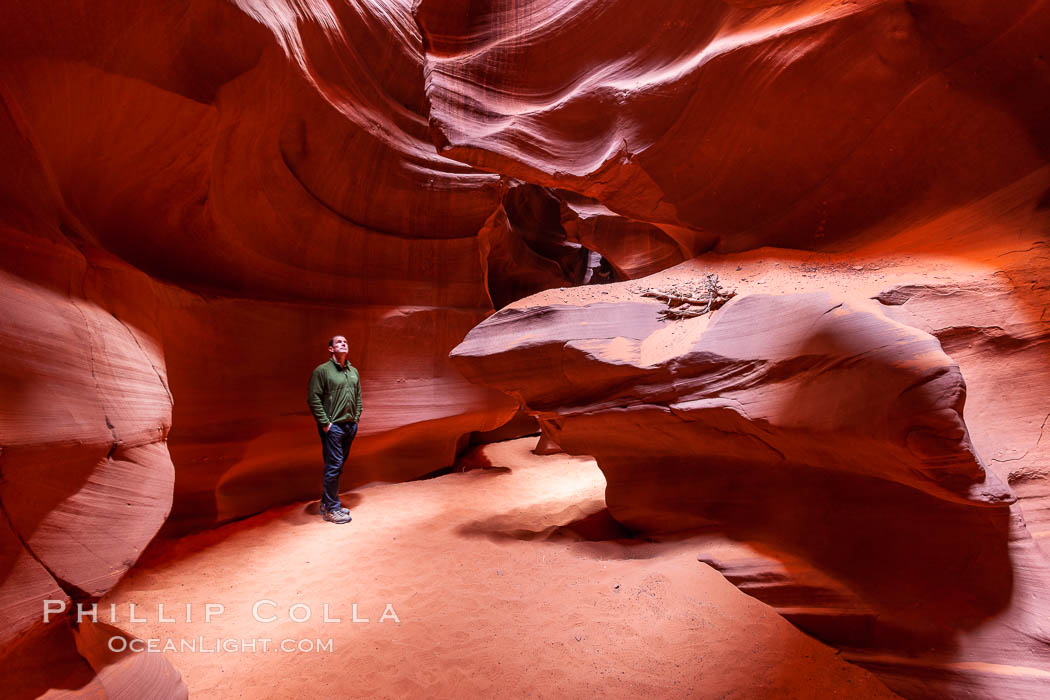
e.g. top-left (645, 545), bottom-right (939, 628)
top-left (641, 273), bottom-right (736, 320)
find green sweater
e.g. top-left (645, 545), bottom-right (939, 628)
top-left (308, 358), bottom-right (363, 426)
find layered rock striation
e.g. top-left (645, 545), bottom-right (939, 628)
top-left (418, 0), bottom-right (1050, 251)
top-left (4, 0), bottom-right (1050, 696)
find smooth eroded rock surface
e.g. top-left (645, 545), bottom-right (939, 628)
top-left (450, 174), bottom-right (1050, 697)
top-left (4, 0), bottom-right (1050, 697)
top-left (453, 291), bottom-right (1013, 527)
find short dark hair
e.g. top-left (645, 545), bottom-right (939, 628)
top-left (328, 335), bottom-right (346, 348)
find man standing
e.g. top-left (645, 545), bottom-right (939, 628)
top-left (308, 335), bottom-right (363, 524)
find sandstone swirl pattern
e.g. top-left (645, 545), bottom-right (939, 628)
top-left (3, 0), bottom-right (1050, 697)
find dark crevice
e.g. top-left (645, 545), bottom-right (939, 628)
top-left (104, 416), bottom-right (119, 460)
top-left (67, 297), bottom-right (123, 459)
top-left (111, 315), bottom-right (175, 410)
top-left (482, 183), bottom-right (617, 308)
top-left (0, 492), bottom-right (80, 602)
top-left (50, 576), bottom-right (94, 604)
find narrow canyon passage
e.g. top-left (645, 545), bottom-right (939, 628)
top-left (101, 439), bottom-right (897, 698)
top-left (5, 1), bottom-right (1050, 696)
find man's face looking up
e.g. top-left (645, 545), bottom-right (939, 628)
top-left (330, 336), bottom-right (348, 354)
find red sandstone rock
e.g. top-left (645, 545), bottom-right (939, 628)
top-left (0, 516), bottom-right (68, 659)
top-left (874, 274), bottom-right (1050, 555)
top-left (1, 0), bottom-right (509, 685)
top-left (451, 281), bottom-right (1050, 696)
top-left (3, 0), bottom-right (1050, 696)
top-left (0, 233), bottom-right (174, 622)
top-left (74, 622), bottom-right (188, 699)
top-left (453, 291), bottom-right (1013, 522)
top-left (419, 0), bottom-right (1050, 252)
top-left (2, 620), bottom-right (189, 699)
top-left (557, 191), bottom-right (687, 281)
top-left (450, 178), bottom-right (1050, 696)
top-left (0, 0), bottom-right (528, 539)
top-left (0, 227), bottom-right (178, 683)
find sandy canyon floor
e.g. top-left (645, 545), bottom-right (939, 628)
top-left (102, 438), bottom-right (898, 698)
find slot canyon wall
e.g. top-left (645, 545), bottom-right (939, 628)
top-left (2, 0), bottom-right (1050, 697)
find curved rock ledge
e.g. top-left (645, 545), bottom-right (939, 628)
top-left (453, 291), bottom-right (1013, 527)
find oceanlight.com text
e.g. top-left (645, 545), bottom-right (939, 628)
top-left (107, 636), bottom-right (335, 654)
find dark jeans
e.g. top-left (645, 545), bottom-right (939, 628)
top-left (318, 421), bottom-right (357, 511)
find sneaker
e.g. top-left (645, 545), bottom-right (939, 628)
top-left (322, 509), bottom-right (352, 524)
